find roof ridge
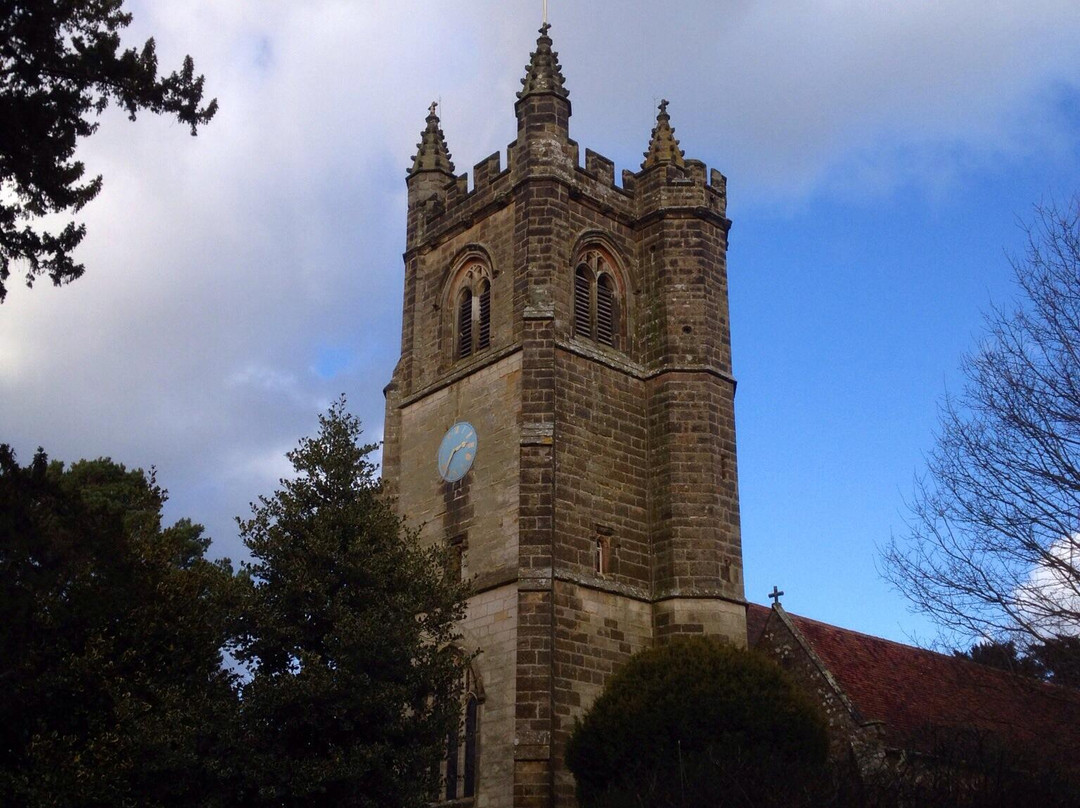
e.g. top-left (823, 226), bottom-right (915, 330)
top-left (777, 604), bottom-right (1080, 697)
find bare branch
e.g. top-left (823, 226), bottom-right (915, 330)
top-left (884, 198), bottom-right (1080, 647)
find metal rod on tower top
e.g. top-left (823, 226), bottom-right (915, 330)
top-left (543, 0), bottom-right (548, 25)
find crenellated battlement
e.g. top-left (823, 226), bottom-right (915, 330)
top-left (408, 136), bottom-right (727, 254)
top-left (406, 28), bottom-right (728, 256)
top-left (583, 149), bottom-right (615, 185)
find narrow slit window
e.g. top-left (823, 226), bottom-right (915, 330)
top-left (443, 665), bottom-right (481, 802)
top-left (447, 534), bottom-right (466, 582)
top-left (574, 266), bottom-right (592, 337)
top-left (463, 694), bottom-right (478, 797)
top-left (477, 280), bottom-right (491, 350)
top-left (457, 288), bottom-right (473, 358)
top-left (596, 274), bottom-right (615, 346)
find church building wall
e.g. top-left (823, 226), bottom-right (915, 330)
top-left (463, 585), bottom-right (519, 808)
top-left (397, 351), bottom-right (522, 581)
top-left (408, 205), bottom-right (518, 394)
top-left (553, 350), bottom-right (649, 585)
top-left (550, 583), bottom-right (654, 806)
top-left (385, 24), bottom-right (745, 807)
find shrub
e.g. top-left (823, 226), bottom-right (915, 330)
top-left (565, 636), bottom-right (829, 808)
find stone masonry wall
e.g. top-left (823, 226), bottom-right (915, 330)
top-left (553, 348), bottom-right (649, 588)
top-left (397, 351), bottom-right (522, 584)
top-left (410, 205), bottom-right (518, 395)
top-left (550, 583), bottom-right (653, 806)
top-left (754, 610), bottom-right (863, 763)
top-left (463, 585), bottom-right (519, 808)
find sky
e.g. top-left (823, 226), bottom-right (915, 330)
top-left (3, 0), bottom-right (1080, 647)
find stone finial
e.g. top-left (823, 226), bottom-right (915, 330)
top-left (641, 99), bottom-right (685, 169)
top-left (409, 102), bottom-right (455, 175)
top-left (517, 23), bottom-right (569, 100)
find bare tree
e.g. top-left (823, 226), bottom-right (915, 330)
top-left (883, 198), bottom-right (1080, 645)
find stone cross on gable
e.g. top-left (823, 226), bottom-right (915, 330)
top-left (768, 585), bottom-right (784, 605)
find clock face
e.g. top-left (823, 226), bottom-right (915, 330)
top-left (437, 422), bottom-right (478, 482)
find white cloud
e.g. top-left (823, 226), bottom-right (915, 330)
top-left (3, 0), bottom-right (1080, 565)
top-left (1017, 536), bottom-right (1080, 637)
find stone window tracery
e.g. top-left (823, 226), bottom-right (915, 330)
top-left (451, 261), bottom-right (492, 360)
top-left (573, 248), bottom-right (622, 349)
top-left (443, 663), bottom-right (482, 802)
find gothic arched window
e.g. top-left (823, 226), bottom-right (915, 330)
top-left (573, 248), bottom-right (622, 349)
top-left (451, 262), bottom-right (493, 360)
top-left (444, 664), bottom-right (482, 801)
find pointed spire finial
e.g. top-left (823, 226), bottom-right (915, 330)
top-left (409, 101), bottom-right (455, 176)
top-left (642, 98), bottom-right (685, 169)
top-left (518, 23), bottom-right (569, 101)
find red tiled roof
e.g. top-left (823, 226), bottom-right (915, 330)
top-left (748, 603), bottom-right (1080, 767)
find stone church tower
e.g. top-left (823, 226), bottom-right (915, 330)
top-left (382, 24), bottom-right (744, 808)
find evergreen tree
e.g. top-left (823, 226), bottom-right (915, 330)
top-left (953, 640), bottom-right (1043, 679)
top-left (0, 446), bottom-right (238, 807)
top-left (235, 398), bottom-right (469, 807)
top-left (0, 0), bottom-right (217, 302)
top-left (566, 637), bottom-right (829, 808)
top-left (1028, 636), bottom-right (1080, 688)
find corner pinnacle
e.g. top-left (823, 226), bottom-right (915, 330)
top-left (641, 99), bottom-right (685, 169)
top-left (517, 23), bottom-right (569, 100)
top-left (409, 102), bottom-right (455, 176)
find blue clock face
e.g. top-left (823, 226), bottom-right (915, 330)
top-left (437, 422), bottom-right (478, 482)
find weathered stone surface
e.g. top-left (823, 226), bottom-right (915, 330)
top-left (383, 24), bottom-right (743, 808)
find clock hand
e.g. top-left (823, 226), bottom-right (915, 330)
top-left (441, 438), bottom-right (472, 476)
top-left (445, 443), bottom-right (465, 469)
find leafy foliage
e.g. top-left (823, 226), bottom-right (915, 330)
top-left (234, 397), bottom-right (470, 808)
top-left (565, 636), bottom-right (829, 808)
top-left (1028, 635), bottom-right (1080, 687)
top-left (953, 640), bottom-right (1044, 679)
top-left (956, 636), bottom-right (1080, 688)
top-left (0, 0), bottom-right (217, 301)
top-left (0, 446), bottom-right (238, 807)
top-left (884, 199), bottom-right (1080, 644)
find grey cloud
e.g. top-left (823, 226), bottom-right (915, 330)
top-left (2, 0), bottom-right (1079, 562)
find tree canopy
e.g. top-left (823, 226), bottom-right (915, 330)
top-left (565, 636), bottom-right (829, 808)
top-left (2, 401), bottom-right (472, 806)
top-left (956, 636), bottom-right (1080, 688)
top-left (233, 398), bottom-right (470, 807)
top-left (884, 199), bottom-right (1080, 646)
top-left (0, 0), bottom-right (217, 302)
top-left (0, 446), bottom-right (238, 807)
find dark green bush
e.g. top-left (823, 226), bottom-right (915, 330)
top-left (565, 636), bottom-right (829, 808)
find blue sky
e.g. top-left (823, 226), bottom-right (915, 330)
top-left (2, 1), bottom-right (1079, 647)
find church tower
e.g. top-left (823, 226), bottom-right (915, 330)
top-left (382, 24), bottom-right (744, 808)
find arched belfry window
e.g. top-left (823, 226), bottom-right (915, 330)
top-left (573, 248), bottom-right (622, 349)
top-left (444, 663), bottom-right (482, 801)
top-left (450, 260), bottom-right (493, 360)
